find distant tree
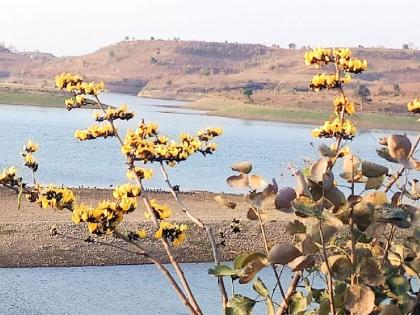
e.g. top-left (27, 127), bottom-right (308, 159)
top-left (243, 88), bottom-right (253, 103)
top-left (393, 83), bottom-right (401, 96)
top-left (166, 80), bottom-right (172, 86)
top-left (288, 43), bottom-right (296, 49)
top-left (402, 43), bottom-right (410, 49)
top-left (124, 36), bottom-right (129, 41)
top-left (108, 50), bottom-right (115, 59)
top-left (150, 36), bottom-right (155, 40)
top-left (354, 83), bottom-right (372, 109)
top-left (199, 67), bottom-right (211, 76)
top-left (150, 57), bottom-right (158, 64)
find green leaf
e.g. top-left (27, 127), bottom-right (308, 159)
top-left (289, 291), bottom-right (307, 314)
top-left (237, 253), bottom-right (269, 284)
top-left (225, 295), bottom-right (256, 315)
top-left (208, 265), bottom-right (237, 277)
top-left (292, 196), bottom-right (321, 218)
top-left (253, 277), bottom-right (269, 298)
top-left (376, 205), bottom-right (411, 228)
top-left (234, 252), bottom-right (252, 270)
top-left (365, 176), bottom-right (384, 190)
top-left (386, 276), bottom-right (410, 296)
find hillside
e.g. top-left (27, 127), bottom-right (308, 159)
top-left (1, 40), bottom-right (420, 114)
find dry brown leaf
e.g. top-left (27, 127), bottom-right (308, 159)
top-left (227, 173), bottom-right (249, 188)
top-left (231, 161), bottom-right (253, 174)
top-left (344, 284), bottom-right (375, 315)
top-left (267, 242), bottom-right (302, 265)
top-left (249, 175), bottom-right (267, 191)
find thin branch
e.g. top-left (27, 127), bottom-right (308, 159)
top-left (275, 272), bottom-right (302, 315)
top-left (94, 96), bottom-right (203, 315)
top-left (159, 162), bottom-right (228, 309)
top-left (319, 222), bottom-right (336, 315)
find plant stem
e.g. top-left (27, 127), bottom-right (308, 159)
top-left (254, 206), bottom-right (286, 306)
top-left (350, 156), bottom-right (357, 287)
top-left (159, 162), bottom-right (228, 310)
top-left (319, 222), bottom-right (336, 315)
top-left (275, 272), bottom-right (302, 315)
top-left (95, 96), bottom-right (202, 315)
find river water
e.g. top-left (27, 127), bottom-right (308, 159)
top-left (0, 94), bottom-right (418, 314)
top-left (0, 93), bottom-right (417, 193)
top-left (0, 263), bottom-right (294, 315)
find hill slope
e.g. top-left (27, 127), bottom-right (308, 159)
top-left (1, 40), bottom-right (420, 113)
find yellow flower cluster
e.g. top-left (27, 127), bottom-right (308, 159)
top-left (304, 48), bottom-right (333, 67)
top-left (126, 167), bottom-right (153, 181)
top-left (94, 105), bottom-right (134, 122)
top-left (23, 139), bottom-right (39, 153)
top-left (305, 48), bottom-right (367, 74)
top-left (28, 184), bottom-right (75, 210)
top-left (333, 95), bottom-right (355, 115)
top-left (74, 123), bottom-right (115, 141)
top-left (55, 73), bottom-right (104, 96)
top-left (338, 57), bottom-right (367, 74)
top-left (407, 98), bottom-right (420, 114)
top-left (309, 73), bottom-right (351, 91)
top-left (0, 166), bottom-right (20, 187)
top-left (155, 221), bottom-right (188, 247)
top-left (112, 183), bottom-right (141, 199)
top-left (145, 199), bottom-right (172, 220)
top-left (311, 117), bottom-right (356, 140)
top-left (197, 127), bottom-right (223, 142)
top-left (122, 122), bottom-right (221, 164)
top-left (22, 139), bottom-right (39, 172)
top-left (72, 197), bottom-right (137, 235)
top-left (64, 95), bottom-right (86, 110)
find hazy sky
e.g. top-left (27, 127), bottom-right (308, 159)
top-left (1, 0), bottom-right (419, 56)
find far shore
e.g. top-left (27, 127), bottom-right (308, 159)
top-left (1, 87), bottom-right (418, 131)
top-left (0, 188), bottom-right (292, 268)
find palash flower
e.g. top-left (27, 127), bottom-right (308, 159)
top-left (126, 167), bottom-right (153, 180)
top-left (155, 221), bottom-right (188, 247)
top-left (407, 98), bottom-right (420, 114)
top-left (145, 199), bottom-right (172, 220)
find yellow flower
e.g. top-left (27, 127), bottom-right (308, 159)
top-left (113, 184), bottom-right (141, 199)
top-left (407, 98), bottom-right (420, 114)
top-left (24, 139), bottom-right (39, 153)
top-left (155, 221), bottom-right (187, 246)
top-left (145, 199), bottom-right (172, 220)
top-left (137, 229), bottom-right (148, 239)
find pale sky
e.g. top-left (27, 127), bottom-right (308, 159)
top-left (0, 0), bottom-right (419, 56)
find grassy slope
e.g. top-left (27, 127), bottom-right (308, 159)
top-left (0, 91), bottom-right (66, 107)
top-left (186, 98), bottom-right (419, 131)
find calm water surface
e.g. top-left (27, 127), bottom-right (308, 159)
top-left (0, 95), bottom-right (418, 314)
top-left (0, 263), bottom-right (295, 315)
top-left (0, 93), bottom-right (417, 192)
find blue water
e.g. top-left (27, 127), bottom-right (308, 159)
top-left (0, 263), bottom-right (295, 315)
top-left (0, 93), bottom-right (416, 193)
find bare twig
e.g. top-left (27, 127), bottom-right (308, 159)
top-left (94, 96), bottom-right (202, 315)
top-left (159, 162), bottom-right (228, 309)
top-left (319, 222), bottom-right (336, 315)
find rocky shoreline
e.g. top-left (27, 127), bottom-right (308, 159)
top-left (0, 188), bottom-right (292, 268)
